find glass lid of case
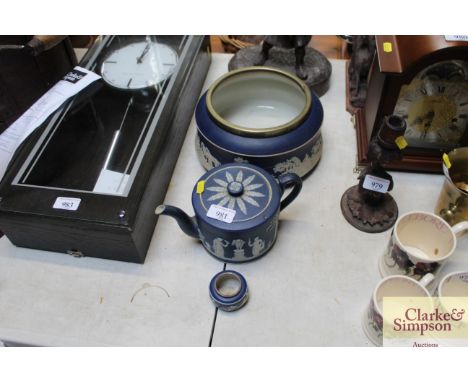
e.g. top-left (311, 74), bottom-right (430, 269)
top-left (12, 35), bottom-right (192, 196)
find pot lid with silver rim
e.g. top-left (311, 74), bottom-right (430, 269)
top-left (192, 163), bottom-right (281, 231)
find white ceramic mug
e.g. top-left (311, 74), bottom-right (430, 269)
top-left (380, 211), bottom-right (468, 284)
top-left (438, 271), bottom-right (468, 297)
top-left (362, 275), bottom-right (433, 346)
top-left (435, 271), bottom-right (468, 336)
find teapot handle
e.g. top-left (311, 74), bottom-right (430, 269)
top-left (278, 173), bottom-right (303, 211)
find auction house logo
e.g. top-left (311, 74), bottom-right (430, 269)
top-left (63, 69), bottom-right (87, 83)
top-left (393, 307), bottom-right (465, 335)
top-left (383, 297), bottom-right (468, 347)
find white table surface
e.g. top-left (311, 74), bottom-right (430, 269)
top-left (0, 54), bottom-right (466, 346)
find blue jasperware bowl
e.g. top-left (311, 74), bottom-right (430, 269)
top-left (195, 66), bottom-right (323, 178)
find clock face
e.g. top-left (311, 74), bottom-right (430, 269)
top-left (394, 60), bottom-right (468, 149)
top-left (100, 41), bottom-right (178, 90)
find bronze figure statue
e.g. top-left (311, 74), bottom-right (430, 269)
top-left (228, 35), bottom-right (332, 96)
top-left (348, 35), bottom-right (376, 108)
top-left (255, 36), bottom-right (312, 80)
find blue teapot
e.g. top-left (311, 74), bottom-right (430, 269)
top-left (155, 163), bottom-right (302, 263)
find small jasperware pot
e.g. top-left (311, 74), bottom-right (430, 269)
top-left (155, 163), bottom-right (302, 262)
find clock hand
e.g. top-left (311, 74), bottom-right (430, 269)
top-left (136, 42), bottom-right (150, 64)
top-left (421, 111), bottom-right (436, 139)
top-left (422, 123), bottom-right (430, 139)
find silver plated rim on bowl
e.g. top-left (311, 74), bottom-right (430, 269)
top-left (206, 66), bottom-right (312, 138)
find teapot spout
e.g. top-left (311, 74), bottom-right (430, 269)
top-left (155, 205), bottom-right (199, 239)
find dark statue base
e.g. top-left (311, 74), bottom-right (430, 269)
top-left (340, 185), bottom-right (398, 233)
top-left (228, 45), bottom-right (332, 97)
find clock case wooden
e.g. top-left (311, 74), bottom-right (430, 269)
top-left (0, 35), bottom-right (211, 263)
top-left (352, 35), bottom-right (468, 173)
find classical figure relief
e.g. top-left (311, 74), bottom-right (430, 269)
top-left (212, 238), bottom-right (230, 258)
top-left (196, 136), bottom-right (220, 169)
top-left (273, 135), bottom-right (322, 176)
top-left (248, 236), bottom-right (266, 257)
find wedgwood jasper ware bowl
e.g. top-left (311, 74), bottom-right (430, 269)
top-left (195, 67), bottom-right (323, 178)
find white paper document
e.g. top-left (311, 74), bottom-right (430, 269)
top-left (0, 66), bottom-right (101, 182)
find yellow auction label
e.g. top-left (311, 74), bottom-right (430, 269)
top-left (383, 42), bottom-right (393, 53)
top-left (443, 153), bottom-right (452, 169)
top-left (395, 136), bottom-right (408, 150)
top-left (196, 180), bottom-right (205, 194)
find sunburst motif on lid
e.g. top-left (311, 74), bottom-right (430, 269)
top-left (205, 170), bottom-right (265, 215)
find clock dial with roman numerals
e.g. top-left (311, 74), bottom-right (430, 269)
top-left (394, 60), bottom-right (468, 149)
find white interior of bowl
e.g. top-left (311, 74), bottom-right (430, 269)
top-left (441, 273), bottom-right (468, 297)
top-left (376, 276), bottom-right (429, 312)
top-left (215, 273), bottom-right (241, 298)
top-left (210, 71), bottom-right (307, 130)
top-left (396, 213), bottom-right (455, 261)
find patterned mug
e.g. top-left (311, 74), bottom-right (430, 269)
top-left (380, 211), bottom-right (468, 287)
top-left (362, 275), bottom-right (433, 346)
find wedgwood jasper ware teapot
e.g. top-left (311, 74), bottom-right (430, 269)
top-left (155, 163), bottom-right (302, 262)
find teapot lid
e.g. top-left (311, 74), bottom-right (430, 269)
top-left (192, 164), bottom-right (280, 230)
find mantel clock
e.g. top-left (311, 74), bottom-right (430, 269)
top-left (354, 35), bottom-right (468, 173)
